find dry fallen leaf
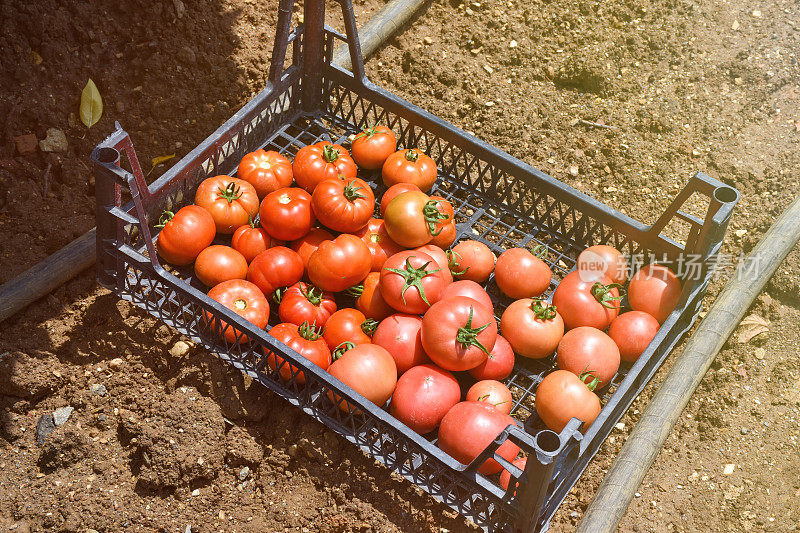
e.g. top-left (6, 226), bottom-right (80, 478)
top-left (79, 79), bottom-right (103, 128)
top-left (736, 314), bottom-right (769, 344)
top-left (152, 153), bottom-right (176, 168)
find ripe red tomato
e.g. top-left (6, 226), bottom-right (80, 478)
top-left (237, 149), bottom-right (293, 199)
top-left (390, 364), bottom-right (460, 434)
top-left (449, 240), bottom-right (496, 283)
top-left (195, 176), bottom-right (260, 234)
top-left (327, 343), bottom-right (398, 411)
top-left (267, 322), bottom-right (331, 385)
top-left (494, 248), bottom-right (552, 298)
top-left (371, 313), bottom-right (430, 374)
top-left (577, 244), bottom-right (628, 285)
top-left (469, 335), bottom-right (515, 381)
top-left (323, 308), bottom-right (373, 352)
top-left (421, 296), bottom-right (497, 371)
top-left (431, 222), bottom-right (456, 249)
top-left (415, 244), bottom-right (454, 285)
top-left (380, 250), bottom-right (448, 314)
top-left (278, 281), bottom-right (337, 328)
top-left (311, 177), bottom-right (375, 233)
top-left (156, 206), bottom-right (215, 265)
top-left (231, 218), bottom-right (283, 263)
top-left (383, 191), bottom-right (436, 248)
top-left (441, 280), bottom-right (493, 313)
top-left (427, 195), bottom-right (454, 247)
top-left (380, 182), bottom-right (421, 217)
top-left (535, 369), bottom-right (601, 433)
top-left (351, 125), bottom-right (397, 170)
top-left (500, 299), bottom-right (564, 359)
top-left (357, 219), bottom-right (404, 271)
top-left (292, 141), bottom-right (357, 193)
top-left (307, 234), bottom-right (372, 292)
top-left (608, 311), bottom-right (660, 363)
top-left (466, 380), bottom-right (513, 415)
top-left (259, 187), bottom-right (315, 241)
top-left (556, 326), bottom-right (620, 387)
top-left (246, 246), bottom-right (304, 295)
top-left (206, 279), bottom-right (269, 344)
top-left (289, 227), bottom-right (334, 271)
top-left (438, 401), bottom-right (520, 475)
top-left (382, 149), bottom-right (438, 192)
top-left (551, 271), bottom-right (622, 330)
top-left (194, 245), bottom-right (248, 287)
top-left (628, 264), bottom-right (682, 323)
top-left (499, 457), bottom-right (527, 492)
top-left (351, 272), bottom-right (394, 321)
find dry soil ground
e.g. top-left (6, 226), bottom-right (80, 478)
top-left (1, 0), bottom-right (799, 531)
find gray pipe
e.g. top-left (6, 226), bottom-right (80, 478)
top-left (577, 194), bottom-right (800, 532)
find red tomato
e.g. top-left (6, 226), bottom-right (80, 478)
top-left (494, 248), bottom-right (552, 299)
top-left (371, 313), bottom-right (430, 374)
top-left (431, 222), bottom-right (457, 249)
top-left (380, 183), bottom-right (421, 217)
top-left (156, 206), bottom-right (215, 265)
top-left (357, 219), bottom-right (404, 271)
top-left (267, 322), bottom-right (331, 385)
top-left (383, 191), bottom-right (436, 248)
top-left (441, 280), bottom-right (493, 314)
top-left (237, 149), bottom-right (293, 199)
top-left (449, 240), bottom-right (495, 283)
top-left (421, 296), bottom-right (497, 371)
top-left (628, 264), bottom-right (682, 323)
top-left (259, 187), bottom-right (315, 241)
top-left (380, 250), bottom-right (448, 314)
top-left (311, 177), bottom-right (375, 233)
top-left (206, 279), bottom-right (269, 344)
top-left (415, 244), bottom-right (454, 285)
top-left (500, 299), bottom-right (564, 359)
top-left (327, 343), bottom-right (398, 411)
top-left (428, 195), bottom-right (454, 242)
top-left (194, 245), bottom-right (248, 287)
top-left (552, 271), bottom-right (622, 330)
top-left (277, 281), bottom-right (337, 328)
top-left (577, 244), bottom-right (628, 285)
top-left (307, 234), bottom-right (372, 292)
top-left (499, 457), bottom-right (528, 492)
top-left (289, 227), bottom-right (335, 271)
top-left (556, 326), bottom-right (620, 387)
top-left (469, 335), bottom-right (515, 381)
top-left (231, 218), bottom-right (283, 263)
top-left (466, 380), bottom-right (513, 415)
top-left (323, 308), bottom-right (373, 352)
top-left (382, 149), bottom-right (438, 192)
top-left (390, 364), bottom-right (461, 434)
top-left (351, 272), bottom-right (394, 321)
top-left (535, 369), bottom-right (601, 433)
top-left (292, 141), bottom-right (357, 193)
top-left (437, 401), bottom-right (520, 475)
top-left (246, 246), bottom-right (304, 295)
top-left (351, 125), bottom-right (397, 170)
top-left (195, 176), bottom-right (259, 234)
top-left (608, 311), bottom-right (660, 363)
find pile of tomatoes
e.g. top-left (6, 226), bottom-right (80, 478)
top-left (155, 124), bottom-right (683, 492)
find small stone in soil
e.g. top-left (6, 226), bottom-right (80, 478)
top-left (39, 128), bottom-right (68, 153)
top-left (52, 406), bottom-right (74, 426)
top-left (36, 414), bottom-right (55, 445)
top-left (108, 358), bottom-right (124, 370)
top-left (90, 384), bottom-right (107, 396)
top-left (723, 463), bottom-right (735, 475)
top-left (238, 466), bottom-right (250, 481)
top-left (170, 341), bottom-right (192, 357)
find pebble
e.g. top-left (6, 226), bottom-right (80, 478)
top-left (170, 341), bottom-right (192, 357)
top-left (173, 0), bottom-right (186, 18)
top-left (741, 428), bottom-right (749, 434)
top-left (90, 384), bottom-right (107, 396)
top-left (723, 463), bottom-right (735, 475)
top-left (568, 165), bottom-right (579, 177)
top-left (731, 19), bottom-right (740, 30)
top-left (36, 414), bottom-right (55, 445)
top-left (483, 65), bottom-right (494, 74)
top-left (108, 358), bottom-right (124, 370)
top-left (423, 37), bottom-right (433, 45)
top-left (52, 406), bottom-right (74, 426)
top-left (39, 128), bottom-right (68, 153)
top-left (751, 9), bottom-right (761, 18)
top-left (509, 40), bottom-right (517, 48)
top-left (185, 526), bottom-right (193, 533)
top-left (287, 444), bottom-right (298, 457)
top-left (191, 489), bottom-right (200, 496)
top-left (754, 348), bottom-right (765, 360)
top-left (238, 466), bottom-right (250, 481)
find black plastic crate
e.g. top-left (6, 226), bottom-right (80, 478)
top-left (91, 0), bottom-right (739, 530)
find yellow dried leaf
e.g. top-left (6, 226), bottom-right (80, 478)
top-left (79, 79), bottom-right (103, 128)
top-left (31, 51), bottom-right (43, 65)
top-left (736, 314), bottom-right (769, 344)
top-left (152, 154), bottom-right (176, 168)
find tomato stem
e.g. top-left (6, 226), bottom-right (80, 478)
top-left (345, 284), bottom-right (364, 297)
top-left (217, 182), bottom-right (243, 204)
top-left (405, 149), bottom-right (420, 162)
top-left (382, 257), bottom-right (442, 306)
top-left (361, 318), bottom-right (378, 336)
top-left (332, 341), bottom-right (354, 360)
top-left (455, 306), bottom-right (491, 354)
top-left (155, 210), bottom-right (175, 228)
top-left (272, 287), bottom-right (287, 305)
top-left (446, 249), bottom-right (469, 276)
top-left (590, 282), bottom-right (626, 309)
top-left (301, 284), bottom-right (324, 306)
top-left (532, 243), bottom-right (549, 260)
top-left (353, 124), bottom-right (378, 141)
top-left (343, 180), bottom-right (367, 202)
top-left (322, 144), bottom-right (340, 163)
top-left (529, 299), bottom-right (558, 320)
top-left (247, 214), bottom-right (259, 229)
top-left (422, 199), bottom-right (450, 236)
top-left (579, 369), bottom-right (602, 391)
top-left (298, 321), bottom-right (324, 341)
